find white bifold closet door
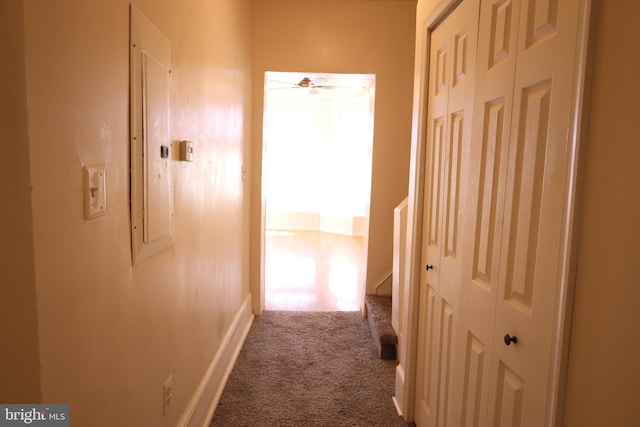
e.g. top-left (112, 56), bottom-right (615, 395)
top-left (415, 0), bottom-right (584, 426)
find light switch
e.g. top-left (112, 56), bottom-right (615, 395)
top-left (84, 165), bottom-right (106, 219)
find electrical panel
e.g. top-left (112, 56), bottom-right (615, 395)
top-left (129, 5), bottom-right (174, 265)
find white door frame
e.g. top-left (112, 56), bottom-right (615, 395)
top-left (397, 0), bottom-right (593, 423)
top-left (258, 72), bottom-right (376, 313)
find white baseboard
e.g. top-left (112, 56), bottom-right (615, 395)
top-left (178, 294), bottom-right (254, 427)
top-left (393, 364), bottom-right (406, 418)
top-left (392, 396), bottom-right (403, 417)
top-left (372, 269), bottom-right (393, 296)
top-left (266, 211), bottom-right (366, 237)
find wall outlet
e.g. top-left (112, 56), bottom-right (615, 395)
top-left (163, 374), bottom-right (173, 415)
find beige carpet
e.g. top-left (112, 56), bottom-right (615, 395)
top-left (210, 311), bottom-right (413, 427)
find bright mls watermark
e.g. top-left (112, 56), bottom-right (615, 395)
top-left (0, 405), bottom-right (69, 426)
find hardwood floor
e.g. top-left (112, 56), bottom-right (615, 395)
top-left (265, 230), bottom-right (365, 311)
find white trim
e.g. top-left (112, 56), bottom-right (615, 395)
top-left (392, 363), bottom-right (406, 417)
top-left (548, 0), bottom-right (593, 425)
top-left (266, 211), bottom-right (367, 237)
top-left (257, 72), bottom-right (377, 317)
top-left (373, 269), bottom-right (393, 296)
top-left (177, 294), bottom-right (254, 427)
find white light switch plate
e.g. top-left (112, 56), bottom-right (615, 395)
top-left (84, 165), bottom-right (106, 219)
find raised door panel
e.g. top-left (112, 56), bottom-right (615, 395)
top-left (435, 300), bottom-right (455, 427)
top-left (473, 98), bottom-right (508, 292)
top-left (493, 362), bottom-right (525, 427)
top-left (488, 0), bottom-right (515, 68)
top-left (524, 0), bottom-right (558, 47)
top-left (502, 81), bottom-right (551, 317)
top-left (443, 112), bottom-right (463, 262)
top-left (415, 286), bottom-right (439, 426)
top-left (460, 332), bottom-right (486, 427)
top-left (427, 117), bottom-right (446, 265)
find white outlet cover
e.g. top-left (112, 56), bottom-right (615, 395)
top-left (83, 165), bottom-right (106, 219)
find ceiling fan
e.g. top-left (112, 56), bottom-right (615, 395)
top-left (295, 77), bottom-right (328, 89)
top-left (269, 76), bottom-right (346, 94)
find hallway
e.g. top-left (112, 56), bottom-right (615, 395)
top-left (265, 230), bottom-right (365, 311)
top-left (209, 310), bottom-right (410, 426)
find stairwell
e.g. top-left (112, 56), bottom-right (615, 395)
top-left (365, 197), bottom-right (407, 361)
top-left (365, 295), bottom-right (397, 360)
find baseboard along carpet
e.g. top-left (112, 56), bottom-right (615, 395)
top-left (209, 310), bottom-right (413, 427)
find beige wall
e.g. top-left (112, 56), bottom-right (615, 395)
top-left (251, 0), bottom-right (417, 302)
top-left (0, 0), bottom-right (42, 404)
top-left (411, 0), bottom-right (640, 425)
top-left (563, 0), bottom-right (640, 425)
top-left (4, 0), bottom-right (252, 424)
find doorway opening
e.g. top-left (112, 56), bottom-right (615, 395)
top-left (262, 71), bottom-right (376, 311)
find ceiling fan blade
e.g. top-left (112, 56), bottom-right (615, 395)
top-left (310, 77), bottom-right (328, 87)
top-left (269, 79), bottom-right (295, 85)
top-left (267, 80), bottom-right (300, 90)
